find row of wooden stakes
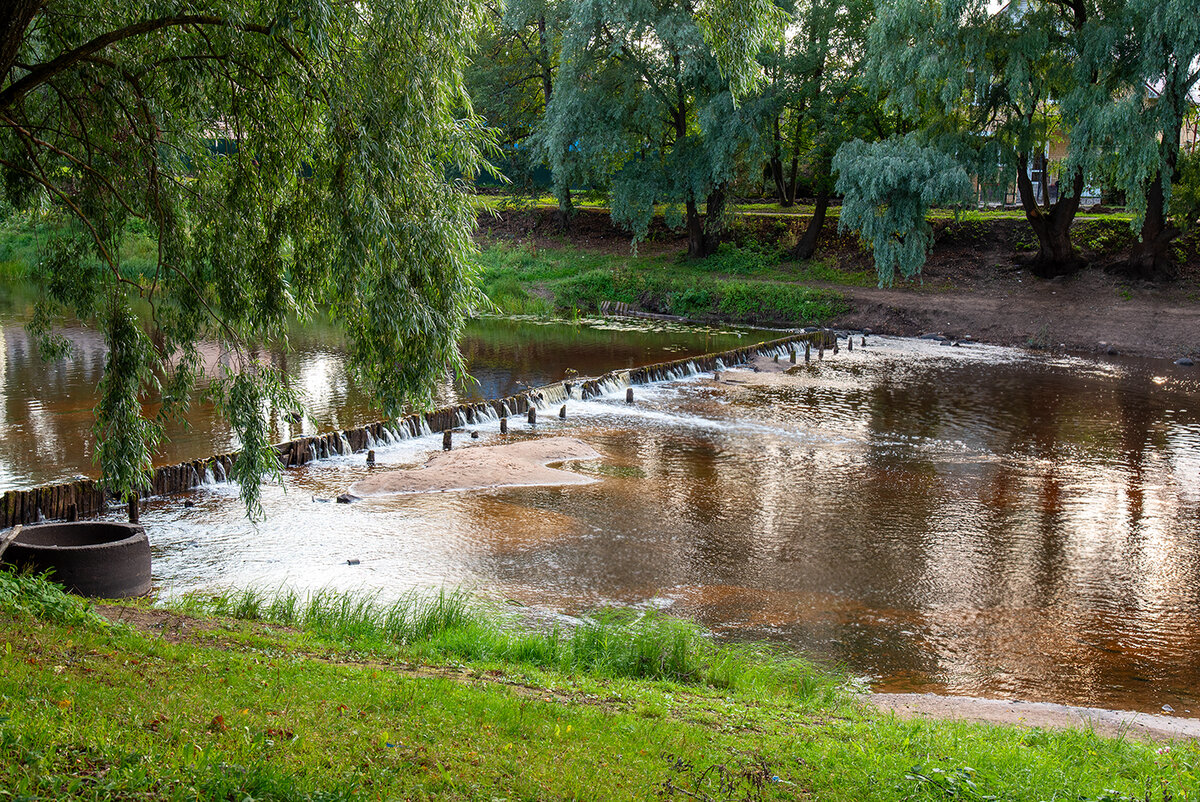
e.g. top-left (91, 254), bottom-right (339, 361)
top-left (0, 330), bottom-right (830, 530)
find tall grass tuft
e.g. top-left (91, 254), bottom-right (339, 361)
top-left (0, 569), bottom-right (102, 627)
top-left (170, 586), bottom-right (839, 700)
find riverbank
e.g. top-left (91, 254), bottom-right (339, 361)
top-left (478, 207), bottom-right (1200, 361)
top-left (2, 572), bottom-right (1196, 800)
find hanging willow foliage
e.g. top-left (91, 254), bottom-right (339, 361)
top-left (0, 0), bottom-right (495, 517)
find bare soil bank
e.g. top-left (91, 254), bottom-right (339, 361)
top-left (482, 208), bottom-right (1200, 361)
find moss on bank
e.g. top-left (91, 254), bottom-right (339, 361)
top-left (1, 570), bottom-right (1196, 801)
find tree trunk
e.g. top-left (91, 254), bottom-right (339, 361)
top-left (684, 186), bottom-right (727, 259)
top-left (785, 112), bottom-right (803, 205)
top-left (0, 0), bottom-right (42, 94)
top-left (1126, 126), bottom-right (1182, 280)
top-left (702, 185), bottom-right (727, 254)
top-left (1016, 154), bottom-right (1085, 278)
top-left (1127, 170), bottom-right (1180, 280)
top-left (769, 116), bottom-right (788, 205)
top-left (793, 186), bottom-right (829, 260)
top-left (686, 199), bottom-right (706, 259)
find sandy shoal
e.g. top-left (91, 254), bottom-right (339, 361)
top-left (349, 436), bottom-right (602, 496)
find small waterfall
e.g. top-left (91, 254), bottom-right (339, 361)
top-left (211, 460), bottom-right (226, 484)
top-left (536, 383), bottom-right (569, 408)
top-left (339, 433), bottom-right (352, 455)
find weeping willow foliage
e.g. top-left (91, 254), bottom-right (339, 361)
top-left (1066, 0), bottom-right (1200, 239)
top-left (0, 0), bottom-right (494, 517)
top-left (539, 0), bottom-right (762, 249)
top-left (833, 136), bottom-right (973, 286)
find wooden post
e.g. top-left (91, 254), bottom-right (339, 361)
top-left (847, 336), bottom-right (853, 352)
top-left (367, 449), bottom-right (376, 466)
top-left (626, 388), bottom-right (634, 404)
top-left (128, 493), bottom-right (139, 524)
top-left (528, 407), bottom-right (537, 425)
top-left (442, 430), bottom-right (452, 451)
top-left (67, 503), bottom-right (78, 522)
top-left (559, 405), bottom-right (567, 419)
top-left (805, 342), bottom-right (811, 364)
top-left (500, 417), bottom-right (508, 434)
top-left (818, 340), bottom-right (824, 360)
top-left (789, 349), bottom-right (796, 364)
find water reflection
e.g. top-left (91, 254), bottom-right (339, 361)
top-left (97, 335), bottom-right (1200, 716)
top-left (5, 284), bottom-right (1200, 716)
top-left (0, 286), bottom-right (766, 488)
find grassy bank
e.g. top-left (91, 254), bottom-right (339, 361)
top-left (475, 243), bottom-right (852, 326)
top-left (1, 571), bottom-right (1196, 801)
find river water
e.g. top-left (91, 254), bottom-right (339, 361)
top-left (3, 291), bottom-right (1200, 716)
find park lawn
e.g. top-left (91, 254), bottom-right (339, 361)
top-left (0, 572), bottom-right (1196, 801)
top-left (474, 242), bottom-right (859, 325)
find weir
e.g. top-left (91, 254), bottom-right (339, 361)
top-left (0, 330), bottom-right (835, 528)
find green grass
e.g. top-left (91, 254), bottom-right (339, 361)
top-left (475, 243), bottom-right (850, 326)
top-left (171, 587), bottom-right (824, 695)
top-left (1, 571), bottom-right (1196, 801)
top-left (0, 211), bottom-right (160, 280)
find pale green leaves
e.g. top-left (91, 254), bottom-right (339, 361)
top-left (694, 0), bottom-right (788, 97)
top-left (834, 136), bottom-right (973, 286)
top-left (2, 0), bottom-right (493, 516)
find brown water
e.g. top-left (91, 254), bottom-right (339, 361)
top-left (0, 282), bottom-right (763, 488)
top-left (4, 286), bottom-right (1200, 715)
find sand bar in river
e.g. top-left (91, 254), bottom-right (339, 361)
top-left (349, 436), bottom-right (602, 496)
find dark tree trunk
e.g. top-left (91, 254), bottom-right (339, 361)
top-left (1127, 170), bottom-right (1180, 280)
top-left (769, 116), bottom-right (788, 205)
top-left (0, 0), bottom-right (42, 94)
top-left (1125, 127), bottom-right (1182, 280)
top-left (793, 185), bottom-right (829, 260)
top-left (686, 185), bottom-right (727, 259)
top-left (1016, 154), bottom-right (1086, 278)
top-left (785, 111), bottom-right (803, 205)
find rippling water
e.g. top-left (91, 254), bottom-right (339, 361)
top-left (0, 283), bottom-right (765, 488)
top-left (4, 288), bottom-right (1200, 715)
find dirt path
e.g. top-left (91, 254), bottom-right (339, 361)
top-left (873, 693), bottom-right (1200, 742)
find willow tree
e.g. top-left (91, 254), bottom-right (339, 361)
top-left (0, 0), bottom-right (493, 516)
top-left (539, 0), bottom-right (765, 258)
top-left (867, 0), bottom-right (1092, 278)
top-left (1068, 0), bottom-right (1200, 278)
top-left (834, 136), bottom-right (973, 286)
top-left (757, 0), bottom-right (879, 259)
top-left (467, 0), bottom-right (575, 224)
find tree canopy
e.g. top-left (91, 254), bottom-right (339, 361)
top-left (833, 135), bottom-right (973, 286)
top-left (539, 0), bottom-right (763, 258)
top-left (0, 0), bottom-right (493, 516)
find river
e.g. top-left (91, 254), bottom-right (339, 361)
top-left (3, 290), bottom-right (1200, 716)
